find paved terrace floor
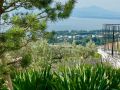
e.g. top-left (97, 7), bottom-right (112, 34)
top-left (98, 48), bottom-right (120, 68)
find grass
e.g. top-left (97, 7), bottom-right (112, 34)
top-left (12, 65), bottom-right (120, 90)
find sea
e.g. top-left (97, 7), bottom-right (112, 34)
top-left (47, 17), bottom-right (120, 31)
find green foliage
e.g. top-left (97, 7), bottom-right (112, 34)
top-left (44, 31), bottom-right (55, 40)
top-left (93, 53), bottom-right (101, 59)
top-left (0, 0), bottom-right (76, 58)
top-left (12, 65), bottom-right (120, 90)
top-left (0, 0), bottom-right (76, 52)
top-left (0, 78), bottom-right (7, 90)
top-left (5, 26), bottom-right (25, 50)
top-left (58, 0), bottom-right (76, 19)
top-left (13, 67), bottom-right (55, 90)
top-left (2, 13), bottom-right (9, 21)
top-left (0, 0), bottom-right (76, 59)
top-left (1, 0), bottom-right (76, 21)
top-left (21, 53), bottom-right (32, 68)
top-left (22, 40), bottom-right (100, 69)
top-left (0, 0), bottom-right (76, 89)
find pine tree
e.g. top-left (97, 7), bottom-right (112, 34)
top-left (0, 0), bottom-right (76, 89)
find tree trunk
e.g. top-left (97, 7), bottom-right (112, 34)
top-left (3, 73), bottom-right (13, 90)
top-left (1, 54), bottom-right (13, 90)
top-left (0, 1), bottom-right (13, 90)
top-left (0, 0), bottom-right (4, 14)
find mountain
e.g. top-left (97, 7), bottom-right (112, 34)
top-left (72, 6), bottom-right (120, 19)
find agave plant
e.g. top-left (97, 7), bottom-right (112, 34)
top-left (12, 65), bottom-right (120, 90)
top-left (12, 66), bottom-right (56, 90)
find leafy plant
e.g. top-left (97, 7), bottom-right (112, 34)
top-left (21, 53), bottom-right (32, 68)
top-left (12, 65), bottom-right (120, 90)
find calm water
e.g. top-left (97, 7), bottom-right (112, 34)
top-left (47, 17), bottom-right (120, 31)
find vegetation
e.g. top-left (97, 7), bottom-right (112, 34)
top-left (5, 39), bottom-right (99, 69)
top-left (0, 38), bottom-right (104, 90)
top-left (12, 65), bottom-right (120, 90)
top-left (0, 0), bottom-right (120, 90)
top-left (0, 0), bottom-right (76, 89)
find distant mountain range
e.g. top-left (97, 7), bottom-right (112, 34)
top-left (72, 6), bottom-right (120, 19)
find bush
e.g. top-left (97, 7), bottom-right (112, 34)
top-left (21, 53), bottom-right (32, 68)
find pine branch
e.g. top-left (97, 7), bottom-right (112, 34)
top-left (0, 0), bottom-right (4, 14)
top-left (7, 57), bottom-right (22, 65)
top-left (4, 1), bottom-right (19, 10)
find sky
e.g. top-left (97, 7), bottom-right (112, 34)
top-left (60, 0), bottom-right (120, 12)
top-left (47, 0), bottom-right (120, 31)
top-left (77, 0), bottom-right (120, 12)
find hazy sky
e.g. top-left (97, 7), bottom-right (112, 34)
top-left (76, 0), bottom-right (120, 12)
top-left (59, 0), bottom-right (120, 12)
